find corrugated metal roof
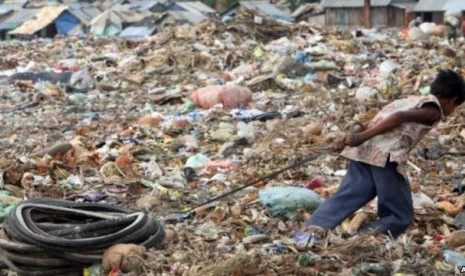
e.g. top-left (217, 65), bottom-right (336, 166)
top-left (0, 22), bottom-right (20, 30)
top-left (413, 0), bottom-right (445, 12)
top-left (67, 2), bottom-right (95, 9)
top-left (3, 0), bottom-right (27, 4)
top-left (239, 1), bottom-right (294, 22)
top-left (173, 1), bottom-right (216, 14)
top-left (167, 10), bottom-right (207, 24)
top-left (119, 25), bottom-right (156, 38)
top-left (391, 1), bottom-right (417, 11)
top-left (69, 6), bottom-right (101, 26)
top-left (2, 0), bottom-right (27, 8)
top-left (126, 0), bottom-right (157, 9)
top-left (102, 0), bottom-right (125, 10)
top-left (9, 5), bottom-right (66, 35)
top-left (0, 8), bottom-right (13, 17)
top-left (0, 8), bottom-right (37, 31)
top-left (125, 0), bottom-right (171, 10)
top-left (322, 0), bottom-right (392, 8)
top-left (26, 0), bottom-right (61, 8)
top-left (443, 0), bottom-right (465, 12)
top-left (90, 6), bottom-right (153, 36)
top-left (0, 3), bottom-right (25, 10)
top-left (130, 13), bottom-right (165, 26)
top-left (292, 3), bottom-right (323, 18)
top-left (0, 8), bottom-right (38, 25)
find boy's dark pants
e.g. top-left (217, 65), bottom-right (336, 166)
top-left (307, 160), bottom-right (414, 238)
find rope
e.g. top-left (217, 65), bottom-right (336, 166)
top-left (183, 152), bottom-right (328, 215)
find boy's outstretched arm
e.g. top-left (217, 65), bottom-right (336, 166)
top-left (347, 105), bottom-right (441, 147)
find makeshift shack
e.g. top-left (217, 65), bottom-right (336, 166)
top-left (322, 0), bottom-right (417, 27)
top-left (413, 0), bottom-right (445, 24)
top-left (89, 5), bottom-right (152, 36)
top-left (292, 3), bottom-right (325, 25)
top-left (158, 1), bottom-right (216, 28)
top-left (0, 9), bottom-right (37, 39)
top-left (119, 13), bottom-right (164, 39)
top-left (158, 9), bottom-right (207, 28)
top-left (221, 1), bottom-right (294, 23)
top-left (55, 3), bottom-right (101, 36)
top-left (9, 5), bottom-right (66, 39)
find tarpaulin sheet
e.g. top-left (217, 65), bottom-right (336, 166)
top-left (55, 10), bottom-right (80, 35)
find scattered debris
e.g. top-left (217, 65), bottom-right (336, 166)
top-left (0, 9), bottom-right (464, 274)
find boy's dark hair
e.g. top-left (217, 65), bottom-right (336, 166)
top-left (431, 69), bottom-right (465, 104)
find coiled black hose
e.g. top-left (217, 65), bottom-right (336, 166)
top-left (0, 198), bottom-right (165, 276)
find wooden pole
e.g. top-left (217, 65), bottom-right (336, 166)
top-left (364, 0), bottom-right (371, 28)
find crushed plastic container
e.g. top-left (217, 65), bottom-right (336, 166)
top-left (259, 187), bottom-right (323, 220)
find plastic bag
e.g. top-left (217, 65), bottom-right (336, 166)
top-left (443, 250), bottom-right (465, 269)
top-left (185, 153), bottom-right (211, 169)
top-left (259, 187), bottom-right (323, 220)
top-left (409, 27), bottom-right (428, 40)
top-left (379, 60), bottom-right (399, 74)
top-left (419, 22), bottom-right (436, 34)
top-left (445, 10), bottom-right (462, 19)
top-left (189, 85), bottom-right (252, 109)
top-left (355, 87), bottom-right (377, 100)
top-left (265, 37), bottom-right (294, 54)
top-left (412, 192), bottom-right (435, 209)
top-left (445, 15), bottom-right (460, 27)
top-left (229, 64), bottom-right (255, 79)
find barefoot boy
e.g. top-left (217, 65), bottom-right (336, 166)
top-left (306, 69), bottom-right (465, 239)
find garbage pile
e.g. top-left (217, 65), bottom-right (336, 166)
top-left (1, 8), bottom-right (465, 275)
top-left (408, 10), bottom-right (462, 41)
